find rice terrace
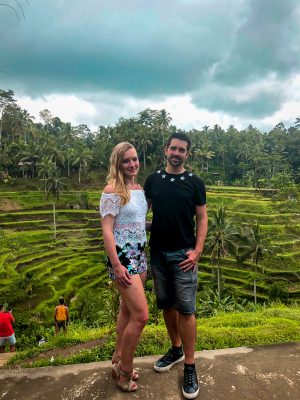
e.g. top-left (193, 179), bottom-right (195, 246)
top-left (1, 186), bottom-right (300, 310)
top-left (1, 180), bottom-right (300, 368)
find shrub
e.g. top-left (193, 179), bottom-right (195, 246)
top-left (268, 282), bottom-right (289, 303)
top-left (70, 284), bottom-right (119, 327)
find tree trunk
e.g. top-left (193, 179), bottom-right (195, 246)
top-left (53, 202), bottom-right (56, 239)
top-left (217, 260), bottom-right (221, 297)
top-left (67, 156), bottom-right (70, 177)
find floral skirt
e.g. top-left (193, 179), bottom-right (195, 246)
top-left (107, 242), bottom-right (147, 280)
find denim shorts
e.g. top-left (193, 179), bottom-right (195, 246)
top-left (107, 243), bottom-right (147, 280)
top-left (0, 334), bottom-right (16, 346)
top-left (150, 248), bottom-right (198, 315)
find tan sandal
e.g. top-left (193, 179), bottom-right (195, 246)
top-left (114, 362), bottom-right (138, 392)
top-left (112, 353), bottom-right (139, 380)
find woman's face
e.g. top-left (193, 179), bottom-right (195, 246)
top-left (121, 147), bottom-right (139, 180)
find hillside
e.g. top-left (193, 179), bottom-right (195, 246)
top-left (0, 185), bottom-right (300, 316)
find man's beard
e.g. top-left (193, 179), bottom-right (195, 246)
top-left (167, 155), bottom-right (184, 167)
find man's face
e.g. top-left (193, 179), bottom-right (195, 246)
top-left (165, 138), bottom-right (189, 168)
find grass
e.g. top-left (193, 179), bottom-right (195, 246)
top-left (7, 305), bottom-right (300, 368)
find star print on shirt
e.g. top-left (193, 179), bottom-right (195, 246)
top-left (180, 176), bottom-right (185, 180)
top-left (188, 173), bottom-right (193, 176)
top-left (170, 178), bottom-right (175, 182)
top-left (157, 170), bottom-right (161, 174)
top-left (162, 174), bottom-right (166, 178)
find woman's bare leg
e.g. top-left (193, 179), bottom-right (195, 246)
top-left (114, 271), bottom-right (147, 360)
top-left (115, 273), bottom-right (148, 382)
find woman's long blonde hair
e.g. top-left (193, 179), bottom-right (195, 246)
top-left (107, 142), bottom-right (136, 205)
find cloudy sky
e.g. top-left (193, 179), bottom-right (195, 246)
top-left (1, 0), bottom-right (300, 131)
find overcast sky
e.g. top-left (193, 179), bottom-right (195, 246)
top-left (1, 0), bottom-right (300, 131)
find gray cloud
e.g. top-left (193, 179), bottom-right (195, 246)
top-left (213, 0), bottom-right (300, 84)
top-left (1, 0), bottom-right (299, 122)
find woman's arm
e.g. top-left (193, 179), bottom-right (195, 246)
top-left (101, 215), bottom-right (132, 288)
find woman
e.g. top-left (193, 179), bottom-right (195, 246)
top-left (100, 142), bottom-right (148, 392)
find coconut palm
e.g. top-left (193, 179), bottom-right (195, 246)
top-left (46, 169), bottom-right (64, 239)
top-left (19, 140), bottom-right (41, 178)
top-left (37, 156), bottom-right (56, 192)
top-left (135, 127), bottom-right (153, 169)
top-left (154, 109), bottom-right (172, 147)
top-left (72, 145), bottom-right (92, 183)
top-left (206, 206), bottom-right (238, 297)
top-left (194, 147), bottom-right (215, 172)
top-left (18, 272), bottom-right (34, 311)
top-left (240, 223), bottom-right (277, 304)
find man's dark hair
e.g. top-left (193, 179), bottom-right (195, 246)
top-left (0, 304), bottom-right (3, 310)
top-left (166, 131), bottom-right (192, 151)
top-left (59, 298), bottom-right (65, 305)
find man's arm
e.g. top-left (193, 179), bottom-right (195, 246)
top-left (54, 306), bottom-right (57, 322)
top-left (65, 306), bottom-right (69, 322)
top-left (194, 204), bottom-right (208, 255)
top-left (9, 310), bottom-right (15, 324)
top-left (179, 204), bottom-right (208, 271)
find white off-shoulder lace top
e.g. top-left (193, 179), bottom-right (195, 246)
top-left (99, 190), bottom-right (148, 248)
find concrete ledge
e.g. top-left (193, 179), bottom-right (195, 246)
top-left (0, 343), bottom-right (299, 399)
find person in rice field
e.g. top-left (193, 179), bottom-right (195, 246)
top-left (0, 304), bottom-right (16, 352)
top-left (54, 298), bottom-right (69, 335)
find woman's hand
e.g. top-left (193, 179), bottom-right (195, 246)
top-left (113, 264), bottom-right (132, 288)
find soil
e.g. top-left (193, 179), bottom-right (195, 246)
top-left (0, 198), bottom-right (22, 211)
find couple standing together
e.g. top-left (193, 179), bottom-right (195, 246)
top-left (100, 131), bottom-right (208, 399)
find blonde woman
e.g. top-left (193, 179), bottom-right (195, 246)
top-left (100, 142), bottom-right (148, 392)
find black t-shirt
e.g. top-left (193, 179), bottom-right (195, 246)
top-left (144, 169), bottom-right (206, 251)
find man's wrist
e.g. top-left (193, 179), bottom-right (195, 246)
top-left (194, 248), bottom-right (203, 256)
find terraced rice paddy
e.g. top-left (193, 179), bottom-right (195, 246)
top-left (0, 186), bottom-right (299, 312)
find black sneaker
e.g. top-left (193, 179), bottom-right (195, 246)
top-left (154, 347), bottom-right (184, 372)
top-left (182, 365), bottom-right (199, 399)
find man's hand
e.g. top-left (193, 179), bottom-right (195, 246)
top-left (113, 264), bottom-right (132, 288)
top-left (179, 249), bottom-right (202, 272)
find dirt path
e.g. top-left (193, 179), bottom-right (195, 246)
top-left (8, 338), bottom-right (106, 368)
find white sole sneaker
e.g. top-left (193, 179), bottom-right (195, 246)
top-left (182, 385), bottom-right (200, 399)
top-left (153, 354), bottom-right (184, 372)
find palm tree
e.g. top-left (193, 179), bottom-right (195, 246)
top-left (37, 156), bottom-right (56, 192)
top-left (19, 141), bottom-right (41, 178)
top-left (62, 123), bottom-right (74, 177)
top-left (18, 109), bottom-right (34, 144)
top-left (72, 146), bottom-right (92, 183)
top-left (136, 127), bottom-right (152, 169)
top-left (18, 272), bottom-right (34, 311)
top-left (194, 147), bottom-right (215, 172)
top-left (241, 223), bottom-right (277, 304)
top-left (206, 206), bottom-right (238, 297)
top-left (46, 169), bottom-right (64, 239)
top-left (154, 109), bottom-right (172, 147)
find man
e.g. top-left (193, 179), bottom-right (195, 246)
top-left (54, 298), bottom-right (69, 335)
top-left (0, 304), bottom-right (16, 353)
top-left (144, 131), bottom-right (208, 399)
